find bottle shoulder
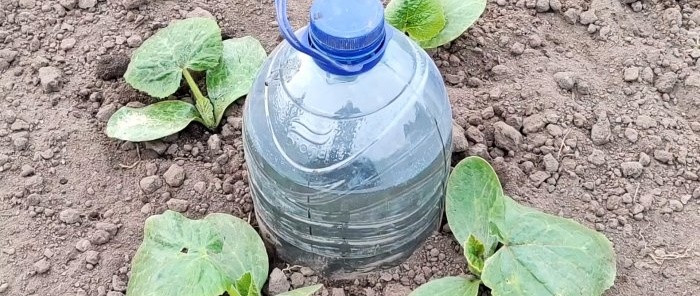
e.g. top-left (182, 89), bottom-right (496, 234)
top-left (260, 27), bottom-right (447, 120)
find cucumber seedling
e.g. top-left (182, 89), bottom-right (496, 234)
top-left (106, 18), bottom-right (267, 142)
top-left (410, 157), bottom-right (617, 296)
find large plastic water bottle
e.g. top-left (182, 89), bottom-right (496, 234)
top-left (243, 0), bottom-right (452, 274)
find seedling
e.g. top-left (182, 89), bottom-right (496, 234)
top-left (385, 0), bottom-right (487, 48)
top-left (127, 210), bottom-right (322, 296)
top-left (106, 18), bottom-right (267, 142)
top-left (410, 157), bottom-right (617, 296)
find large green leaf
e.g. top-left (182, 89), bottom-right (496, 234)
top-left (277, 285), bottom-right (324, 296)
top-left (124, 18), bottom-right (223, 98)
top-left (418, 0), bottom-right (487, 48)
top-left (126, 211), bottom-right (269, 296)
top-left (206, 37), bottom-right (267, 126)
top-left (446, 156), bottom-right (502, 256)
top-left (106, 101), bottom-right (201, 142)
top-left (385, 0), bottom-right (447, 42)
top-left (409, 277), bottom-right (480, 296)
top-left (482, 196), bottom-right (617, 296)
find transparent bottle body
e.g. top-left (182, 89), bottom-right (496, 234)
top-left (243, 27), bottom-right (452, 274)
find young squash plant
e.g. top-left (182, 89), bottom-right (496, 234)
top-left (385, 0), bottom-right (487, 48)
top-left (106, 17), bottom-right (267, 142)
top-left (410, 156), bottom-right (617, 296)
top-left (127, 210), bottom-right (322, 296)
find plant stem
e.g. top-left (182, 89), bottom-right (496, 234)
top-left (182, 68), bottom-right (216, 129)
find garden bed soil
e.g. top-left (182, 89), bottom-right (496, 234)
top-left (1, 0), bottom-right (700, 295)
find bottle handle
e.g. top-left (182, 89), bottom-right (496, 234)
top-left (275, 0), bottom-right (363, 74)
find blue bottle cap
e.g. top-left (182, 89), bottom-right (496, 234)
top-left (309, 0), bottom-right (386, 60)
top-left (275, 0), bottom-right (391, 75)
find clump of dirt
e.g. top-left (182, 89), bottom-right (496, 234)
top-left (1, 0), bottom-right (699, 295)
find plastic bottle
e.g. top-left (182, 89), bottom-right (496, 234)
top-left (243, 0), bottom-right (452, 274)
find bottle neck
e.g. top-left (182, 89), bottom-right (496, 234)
top-left (275, 0), bottom-right (391, 76)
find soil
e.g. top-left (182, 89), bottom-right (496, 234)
top-left (1, 0), bottom-right (699, 295)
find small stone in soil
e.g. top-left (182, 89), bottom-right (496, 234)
top-left (96, 222), bottom-right (119, 236)
top-left (96, 55), bottom-right (129, 80)
top-left (624, 128), bottom-right (638, 142)
top-left (140, 203), bottom-right (152, 215)
top-left (624, 67), bottom-right (639, 82)
top-left (76, 239), bottom-right (91, 252)
top-left (543, 153), bottom-right (559, 172)
top-left (535, 0), bottom-right (550, 12)
top-left (88, 229), bottom-right (112, 245)
top-left (145, 141), bottom-right (168, 155)
top-left (59, 208), bottom-right (81, 224)
top-left (40, 149), bottom-right (54, 160)
top-left (20, 164), bottom-right (35, 177)
top-left (112, 275), bottom-right (127, 292)
top-left (300, 266), bottom-right (315, 276)
top-left (139, 176), bottom-right (163, 194)
top-left (383, 283), bottom-right (412, 296)
top-left (78, 0), bottom-right (96, 9)
top-left (680, 195), bottom-right (692, 205)
top-left (579, 9), bottom-right (598, 25)
top-left (530, 171), bottom-right (550, 186)
top-left (639, 194), bottom-right (654, 209)
top-left (126, 35), bottom-right (143, 48)
top-left (639, 152), bottom-right (651, 166)
top-left (207, 135), bottom-right (222, 154)
top-left (85, 250), bottom-right (100, 265)
top-left (553, 72), bottom-right (577, 90)
top-left (653, 150), bottom-right (673, 164)
top-left (621, 162), bottom-right (643, 178)
top-left (193, 181), bottom-right (207, 194)
top-left (493, 121), bottom-right (523, 152)
top-left (187, 7), bottom-right (216, 19)
top-left (332, 288), bottom-right (346, 296)
top-left (265, 268), bottom-right (290, 295)
top-left (669, 200), bottom-right (683, 212)
top-left (34, 259), bottom-right (51, 274)
top-left (290, 272), bottom-right (304, 288)
top-left (523, 114), bottom-right (546, 134)
top-left (451, 123), bottom-right (468, 153)
top-left (167, 198), bottom-right (189, 213)
top-left (655, 72), bottom-right (678, 93)
top-left (635, 115), bottom-right (656, 129)
top-left (38, 67), bottom-right (62, 93)
top-left (123, 0), bottom-right (146, 10)
top-left (96, 103), bottom-right (117, 122)
top-left (563, 8), bottom-right (579, 24)
top-left (163, 164), bottom-right (186, 187)
top-left (510, 42), bottom-right (525, 55)
top-left (591, 117), bottom-right (611, 145)
top-left (60, 38), bottom-right (77, 51)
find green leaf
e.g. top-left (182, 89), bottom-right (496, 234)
top-left (236, 273), bottom-right (256, 296)
top-left (227, 272), bottom-right (259, 296)
top-left (465, 234), bottom-right (485, 276)
top-left (126, 211), bottom-right (269, 296)
top-left (106, 100), bottom-right (201, 142)
top-left (409, 277), bottom-right (480, 296)
top-left (446, 156), bottom-right (502, 256)
top-left (183, 68), bottom-right (216, 129)
top-left (386, 0), bottom-right (447, 42)
top-left (124, 17), bottom-right (223, 98)
top-left (277, 284), bottom-right (324, 296)
top-left (481, 196), bottom-right (617, 296)
top-left (418, 0), bottom-right (487, 48)
top-left (206, 36), bottom-right (267, 126)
